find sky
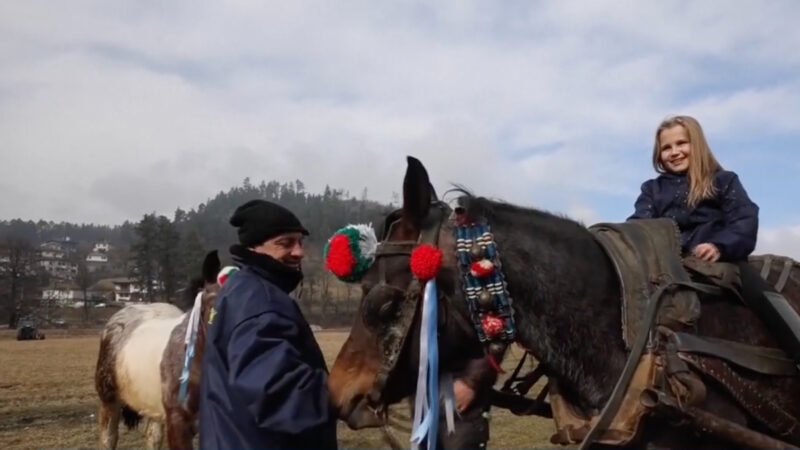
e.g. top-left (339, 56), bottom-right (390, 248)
top-left (1, 1), bottom-right (799, 258)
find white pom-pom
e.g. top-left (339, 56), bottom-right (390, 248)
top-left (349, 223), bottom-right (378, 263)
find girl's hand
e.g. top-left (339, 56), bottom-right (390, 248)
top-left (693, 243), bottom-right (721, 262)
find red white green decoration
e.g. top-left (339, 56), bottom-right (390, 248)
top-left (410, 244), bottom-right (443, 281)
top-left (324, 224), bottom-right (378, 282)
top-left (217, 266), bottom-right (239, 285)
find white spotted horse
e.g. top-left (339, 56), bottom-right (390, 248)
top-left (95, 251), bottom-right (221, 449)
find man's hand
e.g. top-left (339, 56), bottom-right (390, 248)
top-left (453, 378), bottom-right (476, 413)
top-left (693, 243), bottom-right (721, 262)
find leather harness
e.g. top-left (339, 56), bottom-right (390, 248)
top-left (367, 202), bottom-right (449, 406)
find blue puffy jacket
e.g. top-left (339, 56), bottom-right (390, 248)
top-left (629, 169), bottom-right (759, 262)
top-left (198, 265), bottom-right (337, 450)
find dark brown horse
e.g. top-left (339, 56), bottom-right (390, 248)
top-left (328, 156), bottom-right (800, 449)
top-left (160, 251), bottom-right (221, 450)
top-left (95, 250), bottom-right (220, 450)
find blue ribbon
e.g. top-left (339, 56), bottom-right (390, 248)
top-left (178, 292), bottom-right (203, 404)
top-left (177, 339), bottom-right (194, 402)
top-left (411, 279), bottom-right (439, 450)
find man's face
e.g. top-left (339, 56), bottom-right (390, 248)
top-left (252, 232), bottom-right (305, 270)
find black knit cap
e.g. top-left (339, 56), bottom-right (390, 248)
top-left (230, 200), bottom-right (309, 247)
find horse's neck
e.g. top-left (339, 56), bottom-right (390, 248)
top-left (192, 295), bottom-right (216, 365)
top-left (495, 218), bottom-right (627, 409)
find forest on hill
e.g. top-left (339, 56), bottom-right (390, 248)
top-left (0, 178), bottom-right (394, 327)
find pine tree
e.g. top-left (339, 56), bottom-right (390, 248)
top-left (131, 214), bottom-right (159, 302)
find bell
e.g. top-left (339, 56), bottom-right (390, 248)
top-left (488, 341), bottom-right (507, 357)
top-left (477, 290), bottom-right (494, 309)
top-left (470, 243), bottom-right (484, 259)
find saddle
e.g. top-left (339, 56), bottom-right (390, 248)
top-left (547, 219), bottom-right (800, 447)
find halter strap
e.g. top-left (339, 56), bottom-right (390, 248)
top-left (367, 202), bottom-right (449, 406)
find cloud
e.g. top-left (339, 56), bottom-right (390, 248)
top-left (0, 1), bottom-right (798, 228)
top-left (757, 225), bottom-right (800, 261)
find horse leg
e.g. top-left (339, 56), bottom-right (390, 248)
top-left (98, 401), bottom-right (120, 450)
top-left (144, 419), bottom-right (165, 450)
top-left (166, 408), bottom-right (195, 450)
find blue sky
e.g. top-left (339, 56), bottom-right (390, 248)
top-left (0, 1), bottom-right (799, 257)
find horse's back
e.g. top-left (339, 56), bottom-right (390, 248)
top-left (699, 255), bottom-right (800, 347)
top-left (690, 255), bottom-right (800, 434)
top-left (107, 303), bottom-right (185, 419)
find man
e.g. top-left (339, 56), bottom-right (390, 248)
top-left (199, 199), bottom-right (337, 450)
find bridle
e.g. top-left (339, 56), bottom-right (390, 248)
top-left (366, 201), bottom-right (451, 406)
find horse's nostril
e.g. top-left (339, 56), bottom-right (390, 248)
top-left (342, 394), bottom-right (384, 430)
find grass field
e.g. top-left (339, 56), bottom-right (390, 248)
top-left (0, 330), bottom-right (555, 449)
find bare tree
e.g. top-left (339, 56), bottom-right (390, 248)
top-left (319, 272), bottom-right (331, 319)
top-left (1, 238), bottom-right (38, 328)
top-left (76, 254), bottom-right (93, 324)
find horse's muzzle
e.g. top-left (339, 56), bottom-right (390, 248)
top-left (339, 395), bottom-right (384, 430)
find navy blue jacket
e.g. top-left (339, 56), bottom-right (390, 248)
top-left (198, 265), bottom-right (337, 450)
top-left (629, 170), bottom-right (759, 262)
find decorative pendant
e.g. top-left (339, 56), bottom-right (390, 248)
top-left (469, 259), bottom-right (495, 278)
top-left (481, 314), bottom-right (505, 338)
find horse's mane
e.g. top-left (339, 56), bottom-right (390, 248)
top-left (451, 188), bottom-right (591, 242)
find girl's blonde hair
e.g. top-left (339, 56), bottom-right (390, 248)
top-left (652, 115), bottom-right (722, 208)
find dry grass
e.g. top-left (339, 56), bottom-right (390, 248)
top-left (0, 331), bottom-right (555, 449)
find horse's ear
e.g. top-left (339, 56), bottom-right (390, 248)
top-left (402, 156), bottom-right (437, 229)
top-left (202, 250), bottom-right (221, 284)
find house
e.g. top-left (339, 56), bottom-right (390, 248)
top-left (39, 258), bottom-right (78, 279)
top-left (39, 238), bottom-right (77, 258)
top-left (93, 242), bottom-right (110, 253)
top-left (90, 278), bottom-right (117, 299)
top-left (41, 283), bottom-right (105, 307)
top-left (111, 278), bottom-right (146, 303)
top-left (86, 251), bottom-right (109, 263)
top-left (86, 251), bottom-right (109, 273)
top-left (41, 285), bottom-right (84, 307)
top-left (39, 238), bottom-right (79, 279)
top-left (0, 253), bottom-right (9, 274)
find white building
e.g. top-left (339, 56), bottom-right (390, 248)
top-left (86, 251), bottom-right (109, 263)
top-left (112, 278), bottom-right (145, 303)
top-left (42, 287), bottom-right (85, 306)
top-left (39, 239), bottom-right (78, 279)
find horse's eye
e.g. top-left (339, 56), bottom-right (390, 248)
top-left (378, 300), bottom-right (398, 319)
top-left (362, 285), bottom-right (403, 330)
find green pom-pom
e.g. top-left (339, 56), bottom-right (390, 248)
top-left (324, 224), bottom-right (377, 282)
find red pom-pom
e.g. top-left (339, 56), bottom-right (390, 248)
top-left (409, 244), bottom-right (442, 281)
top-left (481, 314), bottom-right (505, 338)
top-left (325, 234), bottom-right (356, 277)
top-left (469, 259), bottom-right (495, 278)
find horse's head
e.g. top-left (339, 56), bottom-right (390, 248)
top-left (178, 250), bottom-right (223, 310)
top-left (198, 250), bottom-right (222, 320)
top-left (329, 157), bottom-right (483, 429)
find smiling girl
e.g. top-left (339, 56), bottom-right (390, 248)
top-left (629, 115), bottom-right (800, 366)
top-left (629, 115), bottom-right (759, 263)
